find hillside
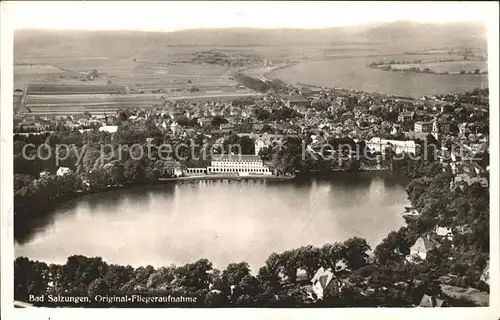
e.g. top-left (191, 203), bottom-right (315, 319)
top-left (15, 21), bottom-right (487, 52)
top-left (358, 21), bottom-right (487, 48)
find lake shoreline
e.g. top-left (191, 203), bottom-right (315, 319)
top-left (16, 170), bottom-right (410, 272)
top-left (265, 55), bottom-right (488, 97)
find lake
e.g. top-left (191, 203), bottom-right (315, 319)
top-left (15, 172), bottom-right (409, 272)
top-left (267, 55), bottom-right (488, 96)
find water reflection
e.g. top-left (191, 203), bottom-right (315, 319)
top-left (15, 174), bottom-right (410, 270)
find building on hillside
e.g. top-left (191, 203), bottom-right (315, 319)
top-left (391, 124), bottom-right (402, 136)
top-left (207, 154), bottom-right (272, 176)
top-left (185, 168), bottom-right (207, 175)
top-left (480, 261), bottom-right (489, 285)
top-left (56, 167), bottom-right (72, 177)
top-left (220, 123), bottom-right (237, 134)
top-left (414, 121), bottom-right (433, 133)
top-left (398, 111), bottom-right (415, 123)
top-left (435, 226), bottom-right (454, 240)
top-left (407, 236), bottom-right (440, 261)
top-left (404, 131), bottom-right (431, 141)
top-left (366, 137), bottom-right (417, 154)
top-left (99, 125), bottom-right (118, 133)
top-left (310, 267), bottom-right (344, 300)
top-left (418, 294), bottom-right (447, 307)
top-left (452, 173), bottom-right (489, 189)
top-left (283, 95), bottom-right (310, 111)
top-left (254, 134), bottom-right (284, 155)
top-left (159, 160), bottom-right (184, 177)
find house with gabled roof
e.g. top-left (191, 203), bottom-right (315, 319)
top-left (419, 294), bottom-right (447, 307)
top-left (407, 236), bottom-right (440, 261)
top-left (480, 261), bottom-right (489, 285)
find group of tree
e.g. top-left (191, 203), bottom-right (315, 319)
top-left (15, 236), bottom-right (372, 307)
top-left (373, 162), bottom-right (489, 292)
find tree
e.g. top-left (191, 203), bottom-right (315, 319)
top-left (238, 275), bottom-right (262, 297)
top-left (342, 237), bottom-right (371, 270)
top-left (222, 262), bottom-right (251, 286)
top-left (280, 249), bottom-right (299, 283)
top-left (88, 278), bottom-right (109, 299)
top-left (204, 290), bottom-right (228, 307)
top-left (295, 245), bottom-right (321, 279)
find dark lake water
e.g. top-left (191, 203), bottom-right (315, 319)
top-left (268, 55), bottom-right (488, 97)
top-left (15, 172), bottom-right (410, 272)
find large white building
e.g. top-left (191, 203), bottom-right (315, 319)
top-left (366, 137), bottom-right (417, 154)
top-left (207, 155), bottom-right (272, 176)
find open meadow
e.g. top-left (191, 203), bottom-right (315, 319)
top-left (389, 60), bottom-right (488, 73)
top-left (267, 53), bottom-right (488, 96)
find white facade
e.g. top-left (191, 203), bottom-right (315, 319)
top-left (408, 236), bottom-right (439, 261)
top-left (366, 137), bottom-right (417, 154)
top-left (99, 125), bottom-right (118, 133)
top-left (310, 267), bottom-right (343, 300)
top-left (207, 155), bottom-right (272, 175)
top-left (56, 167), bottom-right (72, 177)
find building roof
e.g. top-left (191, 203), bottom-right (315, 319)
top-left (284, 95), bottom-right (310, 103)
top-left (212, 154), bottom-right (262, 162)
top-left (99, 125), bottom-right (118, 133)
top-left (311, 267), bottom-right (335, 289)
top-left (435, 226), bottom-right (453, 237)
top-left (419, 294), bottom-right (446, 307)
top-left (481, 261), bottom-right (489, 284)
top-left (400, 111), bottom-right (415, 117)
top-left (404, 131), bottom-right (431, 141)
top-left (415, 121), bottom-right (433, 125)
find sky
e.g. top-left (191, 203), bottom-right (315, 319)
top-left (2, 1), bottom-right (497, 32)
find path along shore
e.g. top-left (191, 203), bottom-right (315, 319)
top-left (159, 174), bottom-right (295, 182)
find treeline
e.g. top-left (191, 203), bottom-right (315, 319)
top-left (375, 162), bottom-right (489, 290)
top-left (14, 237), bottom-right (406, 307)
top-left (234, 73), bottom-right (269, 92)
top-left (253, 106), bottom-right (303, 121)
top-left (13, 123), bottom-right (211, 239)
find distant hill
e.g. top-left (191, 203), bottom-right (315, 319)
top-left (357, 21), bottom-right (487, 48)
top-left (14, 21), bottom-right (487, 57)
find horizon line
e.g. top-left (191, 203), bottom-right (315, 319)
top-left (13, 20), bottom-right (487, 34)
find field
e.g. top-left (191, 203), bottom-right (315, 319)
top-left (15, 44), bottom-right (267, 115)
top-left (389, 60), bottom-right (487, 73)
top-left (22, 92), bottom-right (263, 116)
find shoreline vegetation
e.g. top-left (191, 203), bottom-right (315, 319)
top-left (14, 161), bottom-right (489, 307)
top-left (13, 78), bottom-right (489, 307)
top-left (367, 59), bottom-right (488, 76)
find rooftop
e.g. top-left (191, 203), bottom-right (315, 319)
top-left (212, 154), bottom-right (262, 162)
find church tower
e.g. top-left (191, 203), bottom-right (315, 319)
top-left (432, 118), bottom-right (439, 141)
